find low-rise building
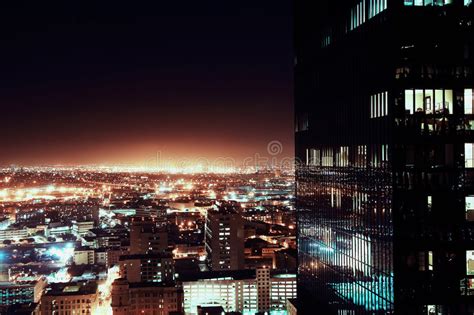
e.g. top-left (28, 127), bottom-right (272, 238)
top-left (38, 281), bottom-right (98, 315)
top-left (181, 268), bottom-right (296, 315)
top-left (111, 278), bottom-right (183, 315)
top-left (0, 228), bottom-right (28, 241)
top-left (73, 247), bottom-right (95, 265)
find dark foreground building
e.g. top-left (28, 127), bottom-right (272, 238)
top-left (296, 0), bottom-right (474, 314)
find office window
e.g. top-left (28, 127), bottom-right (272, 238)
top-left (340, 146), bottom-right (349, 167)
top-left (467, 251), bottom-right (474, 275)
top-left (465, 89), bottom-right (473, 114)
top-left (368, 0), bottom-right (387, 19)
top-left (418, 251), bottom-right (434, 271)
top-left (370, 91), bottom-right (388, 118)
top-left (405, 0), bottom-right (453, 5)
top-left (405, 90), bottom-right (414, 114)
top-left (350, 1), bottom-right (366, 31)
top-left (404, 89), bottom-right (453, 114)
top-left (466, 144), bottom-right (474, 168)
top-left (427, 196), bottom-right (432, 211)
top-left (466, 196), bottom-right (474, 221)
top-left (322, 148), bottom-right (334, 167)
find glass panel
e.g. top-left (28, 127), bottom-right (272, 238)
top-left (465, 89), bottom-right (473, 115)
top-left (415, 89), bottom-right (424, 113)
top-left (445, 89), bottom-right (453, 114)
top-left (467, 250), bottom-right (474, 275)
top-left (425, 89), bottom-right (433, 113)
top-left (467, 196), bottom-right (474, 221)
top-left (405, 90), bottom-right (414, 114)
top-left (435, 90), bottom-right (443, 113)
top-left (466, 143), bottom-right (474, 168)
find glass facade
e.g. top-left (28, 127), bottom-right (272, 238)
top-left (296, 0), bottom-right (474, 314)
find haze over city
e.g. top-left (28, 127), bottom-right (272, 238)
top-left (0, 1), bottom-right (293, 166)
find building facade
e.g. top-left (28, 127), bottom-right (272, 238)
top-left (296, 0), bottom-right (474, 314)
top-left (38, 281), bottom-right (98, 315)
top-left (181, 269), bottom-right (296, 315)
top-left (205, 206), bottom-right (245, 270)
top-left (111, 278), bottom-right (183, 315)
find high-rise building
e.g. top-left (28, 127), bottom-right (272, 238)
top-left (296, 1), bottom-right (474, 314)
top-left (129, 216), bottom-right (168, 255)
top-left (119, 253), bottom-right (175, 284)
top-left (205, 206), bottom-right (245, 270)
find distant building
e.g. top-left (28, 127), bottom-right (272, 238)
top-left (38, 281), bottom-right (98, 315)
top-left (181, 269), bottom-right (296, 315)
top-left (0, 228), bottom-right (28, 241)
top-left (111, 278), bottom-right (183, 315)
top-left (0, 279), bottom-right (46, 310)
top-left (72, 221), bottom-right (94, 237)
top-left (73, 247), bottom-right (95, 265)
top-left (129, 216), bottom-right (168, 255)
top-left (119, 253), bottom-right (175, 284)
top-left (205, 206), bottom-right (244, 270)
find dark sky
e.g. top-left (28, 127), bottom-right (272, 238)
top-left (0, 1), bottom-right (293, 166)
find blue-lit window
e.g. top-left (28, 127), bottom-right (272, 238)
top-left (368, 0), bottom-right (387, 19)
top-left (405, 0), bottom-right (453, 5)
top-left (350, 1), bottom-right (366, 31)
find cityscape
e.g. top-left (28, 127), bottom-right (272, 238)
top-left (0, 166), bottom-right (296, 314)
top-left (2, 0), bottom-right (474, 314)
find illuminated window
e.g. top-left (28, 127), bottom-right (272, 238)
top-left (427, 196), bottom-right (432, 211)
top-left (350, 0), bottom-right (366, 31)
top-left (405, 90), bottom-right (414, 114)
top-left (404, 89), bottom-right (453, 115)
top-left (368, 0), bottom-right (387, 19)
top-left (466, 196), bottom-right (474, 221)
top-left (370, 91), bottom-right (388, 118)
top-left (405, 0), bottom-right (453, 5)
top-left (465, 89), bottom-right (473, 114)
top-left (466, 143), bottom-right (474, 168)
top-left (418, 251), bottom-right (433, 271)
top-left (467, 251), bottom-right (474, 275)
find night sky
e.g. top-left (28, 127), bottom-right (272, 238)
top-left (0, 1), bottom-right (293, 166)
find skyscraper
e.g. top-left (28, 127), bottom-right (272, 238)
top-left (296, 1), bottom-right (474, 314)
top-left (205, 205), bottom-right (245, 270)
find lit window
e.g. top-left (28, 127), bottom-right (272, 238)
top-left (406, 0), bottom-right (453, 5)
top-left (465, 89), bottom-right (473, 114)
top-left (405, 89), bottom-right (453, 115)
top-left (467, 251), bottom-right (474, 275)
top-left (427, 196), bottom-right (432, 211)
top-left (465, 143), bottom-right (474, 168)
top-left (370, 91), bottom-right (388, 118)
top-left (466, 196), bottom-right (474, 221)
top-left (405, 90), bottom-right (414, 114)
